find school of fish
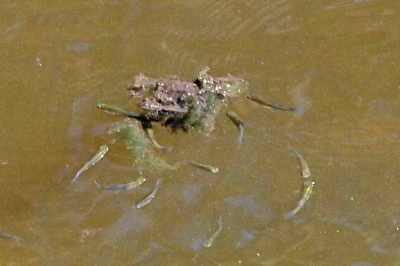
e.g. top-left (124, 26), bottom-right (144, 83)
top-left (65, 76), bottom-right (315, 251)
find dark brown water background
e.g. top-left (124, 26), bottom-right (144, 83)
top-left (1, 0), bottom-right (400, 265)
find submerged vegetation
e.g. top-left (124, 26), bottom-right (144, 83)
top-left (112, 119), bottom-right (177, 170)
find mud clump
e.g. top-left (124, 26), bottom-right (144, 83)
top-left (128, 68), bottom-right (248, 133)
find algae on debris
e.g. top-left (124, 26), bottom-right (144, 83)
top-left (127, 68), bottom-right (248, 133)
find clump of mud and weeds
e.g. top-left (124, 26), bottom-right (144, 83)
top-left (94, 68), bottom-right (248, 171)
top-left (128, 67), bottom-right (248, 133)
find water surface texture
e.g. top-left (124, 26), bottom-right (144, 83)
top-left (1, 0), bottom-right (400, 265)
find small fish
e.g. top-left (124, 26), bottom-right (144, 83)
top-left (35, 57), bottom-right (42, 67)
top-left (203, 216), bottom-right (223, 248)
top-left (183, 160), bottom-right (219, 173)
top-left (97, 103), bottom-right (157, 121)
top-left (285, 180), bottom-right (315, 218)
top-left (72, 145), bottom-right (109, 182)
top-left (0, 232), bottom-right (23, 243)
top-left (141, 120), bottom-right (171, 151)
top-left (247, 93), bottom-right (297, 112)
top-left (291, 148), bottom-right (311, 178)
top-left (226, 110), bottom-right (244, 144)
top-left (133, 179), bottom-right (162, 208)
top-left (100, 176), bottom-right (147, 191)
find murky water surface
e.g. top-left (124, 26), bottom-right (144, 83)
top-left (1, 0), bottom-right (400, 265)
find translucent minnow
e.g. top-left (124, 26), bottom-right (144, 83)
top-left (72, 145), bottom-right (109, 182)
top-left (285, 180), bottom-right (315, 218)
top-left (226, 110), bottom-right (244, 144)
top-left (183, 160), bottom-right (219, 173)
top-left (96, 176), bottom-right (146, 191)
top-left (291, 148), bottom-right (311, 178)
top-left (141, 120), bottom-right (171, 151)
top-left (203, 216), bottom-right (223, 248)
top-left (133, 179), bottom-right (162, 208)
top-left (247, 93), bottom-right (297, 112)
top-left (97, 103), bottom-right (158, 121)
top-left (0, 232), bottom-right (23, 243)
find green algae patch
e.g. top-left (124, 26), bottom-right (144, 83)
top-left (112, 119), bottom-right (178, 170)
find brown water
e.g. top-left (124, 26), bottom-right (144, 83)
top-left (1, 0), bottom-right (400, 265)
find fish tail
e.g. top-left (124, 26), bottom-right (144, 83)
top-left (284, 210), bottom-right (296, 219)
top-left (94, 180), bottom-right (101, 188)
top-left (71, 173), bottom-right (80, 183)
top-left (293, 107), bottom-right (303, 115)
top-left (236, 134), bottom-right (243, 145)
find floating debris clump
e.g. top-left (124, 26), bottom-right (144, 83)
top-left (128, 67), bottom-right (248, 133)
